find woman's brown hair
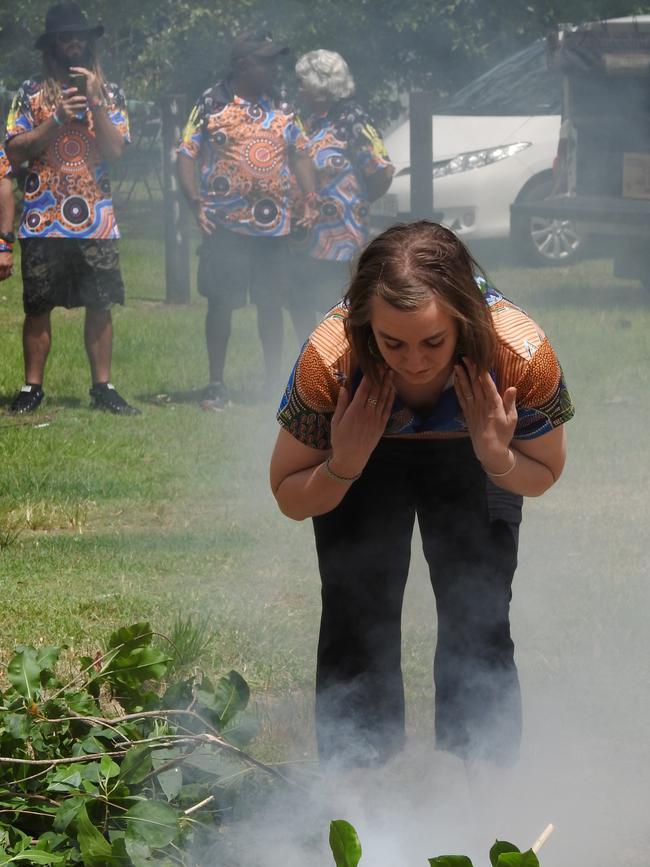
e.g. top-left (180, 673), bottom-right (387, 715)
top-left (344, 221), bottom-right (497, 384)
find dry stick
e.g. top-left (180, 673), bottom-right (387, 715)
top-left (531, 823), bottom-right (555, 855)
top-left (183, 794), bottom-right (215, 816)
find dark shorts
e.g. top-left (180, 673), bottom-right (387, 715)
top-left (288, 252), bottom-right (351, 313)
top-left (20, 237), bottom-right (125, 316)
top-left (197, 226), bottom-right (288, 312)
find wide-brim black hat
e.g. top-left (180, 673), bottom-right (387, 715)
top-left (35, 2), bottom-right (104, 50)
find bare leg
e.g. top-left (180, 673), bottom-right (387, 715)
top-left (84, 309), bottom-right (113, 384)
top-left (205, 299), bottom-right (232, 383)
top-left (23, 313), bottom-right (52, 385)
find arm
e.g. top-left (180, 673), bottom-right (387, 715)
top-left (292, 148), bottom-right (317, 195)
top-left (0, 176), bottom-right (14, 281)
top-left (364, 164), bottom-right (394, 202)
top-left (177, 152), bottom-right (213, 234)
top-left (72, 68), bottom-right (125, 162)
top-left (454, 357), bottom-right (568, 497)
top-left (271, 373), bottom-right (395, 521)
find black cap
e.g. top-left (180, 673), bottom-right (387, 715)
top-left (230, 30), bottom-right (289, 63)
top-left (35, 2), bottom-right (104, 51)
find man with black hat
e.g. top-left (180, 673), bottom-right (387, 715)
top-left (177, 30), bottom-right (318, 410)
top-left (4, 1), bottom-right (138, 415)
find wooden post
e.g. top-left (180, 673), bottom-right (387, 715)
top-left (409, 91), bottom-right (436, 219)
top-left (161, 95), bottom-right (190, 304)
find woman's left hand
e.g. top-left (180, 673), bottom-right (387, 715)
top-left (454, 357), bottom-right (518, 472)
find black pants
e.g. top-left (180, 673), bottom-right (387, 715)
top-left (312, 438), bottom-right (523, 767)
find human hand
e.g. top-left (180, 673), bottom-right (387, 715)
top-left (454, 356), bottom-right (518, 472)
top-left (69, 66), bottom-right (101, 104)
top-left (329, 371), bottom-right (395, 478)
top-left (295, 193), bottom-right (320, 228)
top-left (195, 202), bottom-right (214, 235)
top-left (0, 251), bottom-right (12, 281)
top-left (56, 85), bottom-right (88, 123)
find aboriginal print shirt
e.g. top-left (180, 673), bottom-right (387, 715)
top-left (292, 99), bottom-right (393, 261)
top-left (278, 280), bottom-right (575, 450)
top-left (178, 80), bottom-right (307, 237)
top-left (5, 78), bottom-right (130, 239)
top-left (0, 148), bottom-right (12, 179)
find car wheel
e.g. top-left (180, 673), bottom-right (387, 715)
top-left (513, 177), bottom-right (584, 267)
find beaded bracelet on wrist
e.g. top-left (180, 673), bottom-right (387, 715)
top-left (322, 456), bottom-right (362, 484)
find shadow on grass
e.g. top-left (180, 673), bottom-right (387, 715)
top-left (136, 385), bottom-right (266, 408)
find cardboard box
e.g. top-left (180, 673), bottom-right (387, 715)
top-left (622, 152), bottom-right (650, 199)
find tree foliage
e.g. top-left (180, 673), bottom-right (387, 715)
top-left (1, 1), bottom-right (649, 122)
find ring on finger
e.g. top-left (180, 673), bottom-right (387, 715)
top-left (367, 398), bottom-right (378, 406)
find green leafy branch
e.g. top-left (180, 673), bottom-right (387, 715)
top-left (0, 620), bottom-right (284, 866)
top-left (329, 820), bottom-right (555, 867)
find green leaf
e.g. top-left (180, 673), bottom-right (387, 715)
top-left (7, 648), bottom-right (42, 701)
top-left (157, 767), bottom-right (183, 802)
top-left (74, 803), bottom-right (114, 866)
top-left (36, 646), bottom-right (61, 670)
top-left (47, 767), bottom-right (83, 793)
top-left (124, 837), bottom-right (152, 867)
top-left (197, 670), bottom-right (250, 726)
top-left (100, 754), bottom-right (121, 780)
top-left (497, 850), bottom-right (540, 867)
top-left (5, 713), bottom-right (31, 741)
top-left (491, 841), bottom-right (520, 866)
top-left (105, 647), bottom-right (171, 688)
top-left (125, 800), bottom-right (180, 849)
top-left (10, 852), bottom-right (66, 864)
top-left (428, 858), bottom-right (474, 867)
top-left (107, 623), bottom-right (154, 651)
top-left (329, 820), bottom-right (362, 867)
top-left (119, 746), bottom-right (153, 785)
top-left (52, 796), bottom-right (85, 833)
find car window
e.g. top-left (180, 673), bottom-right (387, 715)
top-left (442, 41), bottom-right (562, 116)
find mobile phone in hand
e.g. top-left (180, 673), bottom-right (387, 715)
top-left (69, 73), bottom-right (87, 98)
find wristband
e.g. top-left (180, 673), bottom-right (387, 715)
top-left (52, 111), bottom-right (64, 126)
top-left (482, 448), bottom-right (517, 478)
top-left (323, 456), bottom-right (362, 484)
top-left (0, 243), bottom-right (12, 253)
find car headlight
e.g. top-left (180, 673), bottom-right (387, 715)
top-left (432, 142), bottom-right (532, 178)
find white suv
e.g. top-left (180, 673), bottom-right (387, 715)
top-left (374, 40), bottom-right (582, 265)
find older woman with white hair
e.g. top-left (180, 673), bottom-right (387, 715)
top-left (289, 50), bottom-right (394, 337)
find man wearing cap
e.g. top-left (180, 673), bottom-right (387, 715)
top-left (0, 149), bottom-right (15, 282)
top-left (4, 1), bottom-right (138, 415)
top-left (177, 30), bottom-right (318, 410)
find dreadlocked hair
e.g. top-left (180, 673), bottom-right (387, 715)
top-left (41, 39), bottom-right (108, 109)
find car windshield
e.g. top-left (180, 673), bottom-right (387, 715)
top-left (442, 41), bottom-right (562, 116)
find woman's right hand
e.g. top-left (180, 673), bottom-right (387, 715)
top-left (329, 371), bottom-right (395, 478)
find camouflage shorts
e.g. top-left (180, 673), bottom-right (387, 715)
top-left (20, 238), bottom-right (125, 316)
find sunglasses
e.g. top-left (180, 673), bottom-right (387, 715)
top-left (56, 32), bottom-right (88, 45)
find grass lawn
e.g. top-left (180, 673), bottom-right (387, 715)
top-left (1, 197), bottom-right (649, 831)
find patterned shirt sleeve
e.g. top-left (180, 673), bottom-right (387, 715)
top-left (277, 309), bottom-right (350, 450)
top-left (177, 94), bottom-right (205, 160)
top-left (491, 298), bottom-right (575, 440)
top-left (284, 118), bottom-right (308, 153)
top-left (347, 107), bottom-right (393, 177)
top-left (5, 83), bottom-right (34, 140)
top-left (106, 83), bottom-right (130, 144)
top-left (0, 148), bottom-right (12, 179)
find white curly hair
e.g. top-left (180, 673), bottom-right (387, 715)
top-left (295, 49), bottom-right (355, 101)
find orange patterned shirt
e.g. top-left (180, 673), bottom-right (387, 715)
top-left (278, 280), bottom-right (575, 450)
top-left (6, 78), bottom-right (130, 239)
